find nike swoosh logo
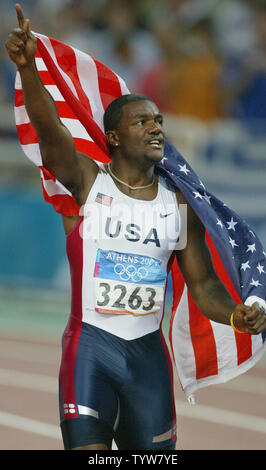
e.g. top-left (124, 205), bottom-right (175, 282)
top-left (160, 212), bottom-right (174, 218)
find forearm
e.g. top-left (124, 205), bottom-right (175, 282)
top-left (190, 277), bottom-right (237, 326)
top-left (18, 60), bottom-right (61, 142)
top-left (175, 188), bottom-right (265, 335)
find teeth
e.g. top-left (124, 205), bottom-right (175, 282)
top-left (149, 140), bottom-right (161, 146)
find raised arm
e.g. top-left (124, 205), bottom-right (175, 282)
top-left (175, 191), bottom-right (266, 335)
top-left (5, 4), bottom-right (98, 207)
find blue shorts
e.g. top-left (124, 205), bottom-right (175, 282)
top-left (59, 322), bottom-right (176, 450)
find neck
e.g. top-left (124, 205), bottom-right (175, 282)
top-left (108, 159), bottom-right (155, 188)
top-left (108, 163), bottom-right (155, 191)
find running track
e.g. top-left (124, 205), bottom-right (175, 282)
top-left (0, 326), bottom-right (265, 450)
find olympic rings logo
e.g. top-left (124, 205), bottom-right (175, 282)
top-left (114, 264), bottom-right (148, 282)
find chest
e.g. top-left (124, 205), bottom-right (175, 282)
top-left (83, 193), bottom-right (180, 257)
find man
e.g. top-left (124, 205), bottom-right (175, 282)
top-left (6, 5), bottom-right (266, 451)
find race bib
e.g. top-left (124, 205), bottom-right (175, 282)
top-left (94, 249), bottom-right (167, 316)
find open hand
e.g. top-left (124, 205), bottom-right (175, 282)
top-left (5, 3), bottom-right (37, 68)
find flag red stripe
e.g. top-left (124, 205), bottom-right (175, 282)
top-left (38, 70), bottom-right (56, 85)
top-left (94, 59), bottom-right (123, 110)
top-left (41, 184), bottom-right (80, 216)
top-left (187, 291), bottom-right (218, 379)
top-left (15, 89), bottom-right (24, 107)
top-left (17, 123), bottom-right (39, 145)
top-left (37, 38), bottom-right (110, 157)
top-left (169, 257), bottom-right (185, 363)
top-left (170, 257), bottom-right (185, 314)
top-left (206, 232), bottom-right (252, 365)
top-left (55, 101), bottom-right (78, 119)
top-left (73, 138), bottom-right (110, 162)
top-left (50, 38), bottom-right (93, 117)
top-left (40, 165), bottom-right (56, 181)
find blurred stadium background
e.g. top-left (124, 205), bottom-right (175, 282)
top-left (0, 0), bottom-right (265, 450)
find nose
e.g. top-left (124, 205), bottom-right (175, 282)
top-left (147, 120), bottom-right (164, 135)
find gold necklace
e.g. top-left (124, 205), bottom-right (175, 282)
top-left (107, 163), bottom-right (155, 190)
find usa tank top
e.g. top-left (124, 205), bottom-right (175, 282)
top-left (66, 163), bottom-right (181, 340)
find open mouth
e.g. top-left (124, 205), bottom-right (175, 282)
top-left (147, 139), bottom-right (164, 149)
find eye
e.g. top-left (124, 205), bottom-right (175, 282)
top-left (136, 119), bottom-right (145, 126)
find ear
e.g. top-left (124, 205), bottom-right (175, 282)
top-left (106, 130), bottom-right (120, 148)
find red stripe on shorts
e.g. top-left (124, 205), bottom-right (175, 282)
top-left (59, 218), bottom-right (83, 419)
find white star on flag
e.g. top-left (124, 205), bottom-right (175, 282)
top-left (246, 243), bottom-right (256, 253)
top-left (250, 278), bottom-right (262, 287)
top-left (240, 261), bottom-right (251, 271)
top-left (256, 263), bottom-right (265, 274)
top-left (227, 217), bottom-right (238, 231)
top-left (229, 237), bottom-right (238, 248)
top-left (216, 218), bottom-right (223, 228)
top-left (178, 164), bottom-right (190, 175)
top-left (193, 191), bottom-right (202, 199)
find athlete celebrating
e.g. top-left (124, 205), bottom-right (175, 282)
top-left (6, 4), bottom-right (266, 450)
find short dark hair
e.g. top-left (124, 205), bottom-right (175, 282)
top-left (103, 93), bottom-right (155, 133)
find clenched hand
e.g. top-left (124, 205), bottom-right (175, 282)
top-left (5, 3), bottom-right (37, 68)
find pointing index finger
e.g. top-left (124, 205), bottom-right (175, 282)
top-left (15, 3), bottom-right (25, 29)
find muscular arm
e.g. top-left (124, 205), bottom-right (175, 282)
top-left (175, 191), bottom-right (266, 334)
top-left (175, 191), bottom-right (236, 325)
top-left (6, 5), bottom-right (98, 207)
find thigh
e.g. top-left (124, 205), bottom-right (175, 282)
top-left (114, 331), bottom-right (177, 450)
top-left (59, 324), bottom-right (120, 450)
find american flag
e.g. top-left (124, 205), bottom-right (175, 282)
top-left (158, 141), bottom-right (266, 398)
top-left (14, 33), bottom-right (266, 400)
top-left (95, 192), bottom-right (113, 206)
top-left (14, 32), bottom-right (129, 216)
